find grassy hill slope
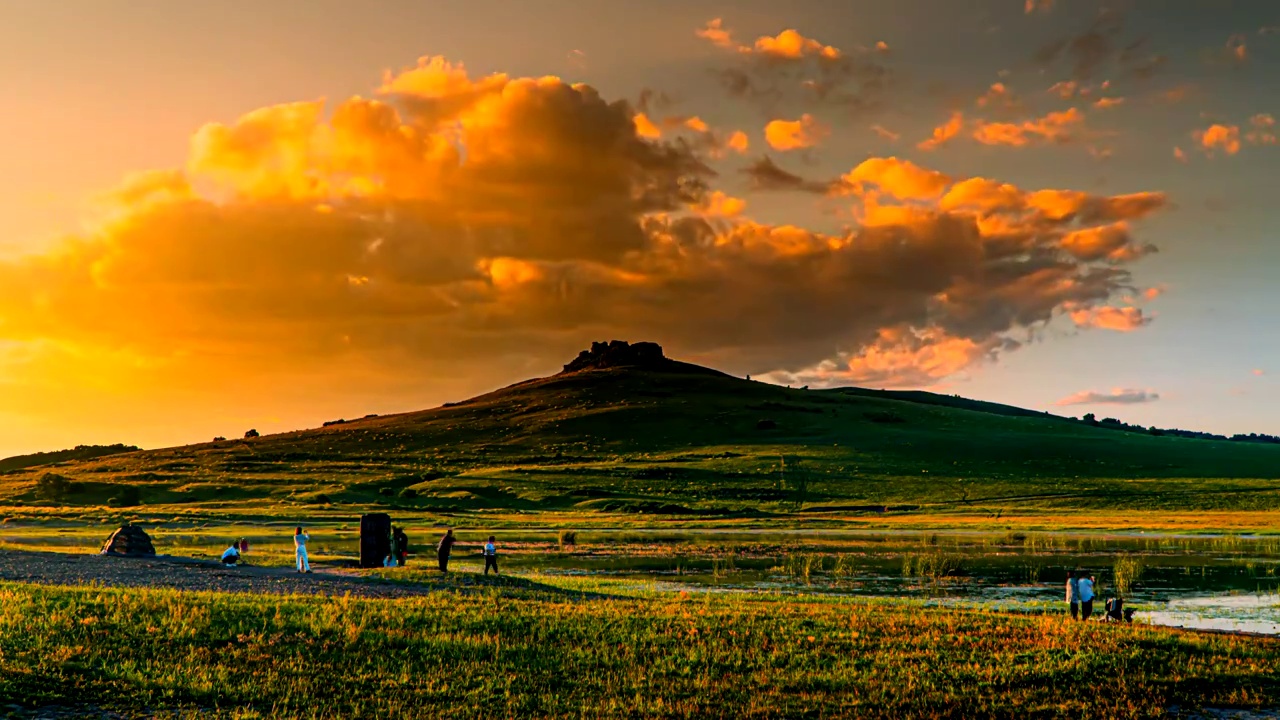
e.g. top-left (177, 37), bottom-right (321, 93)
top-left (3, 354), bottom-right (1280, 517)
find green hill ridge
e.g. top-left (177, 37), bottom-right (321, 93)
top-left (4, 341), bottom-right (1279, 516)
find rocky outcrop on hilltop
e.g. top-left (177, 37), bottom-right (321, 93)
top-left (561, 341), bottom-right (669, 373)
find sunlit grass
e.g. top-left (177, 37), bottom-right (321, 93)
top-left (1, 581), bottom-right (1278, 718)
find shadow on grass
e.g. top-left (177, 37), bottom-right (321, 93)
top-left (361, 566), bottom-right (623, 600)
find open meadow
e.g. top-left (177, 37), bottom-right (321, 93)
top-left (4, 362), bottom-right (1280, 717)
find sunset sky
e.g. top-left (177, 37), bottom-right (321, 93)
top-left (1, 0), bottom-right (1278, 457)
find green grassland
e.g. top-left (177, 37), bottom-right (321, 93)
top-left (2, 579), bottom-right (1278, 719)
top-left (3, 360), bottom-right (1280, 529)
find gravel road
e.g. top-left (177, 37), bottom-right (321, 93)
top-left (0, 549), bottom-right (437, 598)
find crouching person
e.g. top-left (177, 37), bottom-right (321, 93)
top-left (220, 541), bottom-right (243, 566)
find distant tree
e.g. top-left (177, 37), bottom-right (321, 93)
top-left (1082, 413), bottom-right (1098, 426)
top-left (244, 429), bottom-right (260, 439)
top-left (212, 436), bottom-right (226, 442)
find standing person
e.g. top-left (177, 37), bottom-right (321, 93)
top-left (386, 526), bottom-right (400, 568)
top-left (295, 526), bottom-right (312, 574)
top-left (395, 527), bottom-right (409, 567)
top-left (483, 535), bottom-right (499, 575)
top-left (436, 529), bottom-right (456, 573)
top-left (1078, 573), bottom-right (1095, 620)
top-left (1066, 570), bottom-right (1080, 620)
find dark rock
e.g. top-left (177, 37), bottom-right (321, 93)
top-left (561, 340), bottom-right (667, 373)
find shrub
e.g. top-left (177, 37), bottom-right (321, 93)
top-left (244, 429), bottom-right (260, 438)
top-left (399, 488), bottom-right (418, 499)
top-left (378, 487), bottom-right (395, 497)
top-left (212, 436), bottom-right (226, 442)
top-left (756, 419), bottom-right (777, 430)
top-left (558, 530), bottom-right (577, 548)
top-left (35, 472), bottom-right (79, 502)
top-left (864, 411), bottom-right (906, 424)
top-left (314, 493), bottom-right (332, 505)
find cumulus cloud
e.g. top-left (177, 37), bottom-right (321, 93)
top-left (0, 52), bottom-right (1169, 414)
top-left (765, 114), bottom-right (828, 150)
top-left (1055, 388), bottom-right (1160, 406)
top-left (1195, 123), bottom-right (1242, 155)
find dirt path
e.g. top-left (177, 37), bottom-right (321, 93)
top-left (0, 549), bottom-right (440, 598)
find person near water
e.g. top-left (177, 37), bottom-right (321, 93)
top-left (1105, 596), bottom-right (1125, 622)
top-left (436, 529), bottom-right (456, 573)
top-left (483, 535), bottom-right (499, 575)
top-left (386, 526), bottom-right (400, 568)
top-left (220, 541), bottom-right (242, 566)
top-left (1066, 569), bottom-right (1080, 620)
top-left (295, 526), bottom-right (312, 573)
top-left (1078, 573), bottom-right (1096, 620)
top-left (395, 527), bottom-right (409, 567)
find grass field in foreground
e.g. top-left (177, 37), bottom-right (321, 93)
top-left (2, 581), bottom-right (1278, 719)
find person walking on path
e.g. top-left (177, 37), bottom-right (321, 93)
top-left (387, 526), bottom-right (401, 568)
top-left (1078, 573), bottom-right (1096, 620)
top-left (1066, 570), bottom-right (1080, 620)
top-left (394, 527), bottom-right (409, 567)
top-left (436, 529), bottom-right (456, 573)
top-left (483, 535), bottom-right (499, 575)
top-left (295, 526), bottom-right (312, 574)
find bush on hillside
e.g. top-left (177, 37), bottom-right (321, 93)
top-left (399, 488), bottom-right (418, 499)
top-left (378, 487), bottom-right (395, 497)
top-left (35, 473), bottom-right (82, 502)
top-left (244, 429), bottom-right (260, 438)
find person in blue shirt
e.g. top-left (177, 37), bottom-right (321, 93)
top-left (1078, 573), bottom-right (1096, 620)
top-left (483, 535), bottom-right (499, 575)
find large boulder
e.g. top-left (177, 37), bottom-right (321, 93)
top-left (100, 525), bottom-right (155, 557)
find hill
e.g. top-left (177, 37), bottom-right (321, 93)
top-left (0, 444), bottom-right (140, 474)
top-left (2, 341), bottom-right (1279, 517)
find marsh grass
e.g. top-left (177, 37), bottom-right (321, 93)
top-left (1, 582), bottom-right (1279, 718)
top-left (902, 552), bottom-right (966, 580)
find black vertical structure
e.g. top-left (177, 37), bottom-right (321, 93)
top-left (359, 513), bottom-right (392, 568)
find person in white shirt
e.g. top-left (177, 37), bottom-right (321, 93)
top-left (1078, 574), bottom-right (1096, 620)
top-left (483, 535), bottom-right (499, 575)
top-left (294, 526), bottom-right (312, 573)
top-left (220, 543), bottom-right (241, 566)
top-left (1066, 570), bottom-right (1080, 620)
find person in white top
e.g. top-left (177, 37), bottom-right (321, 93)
top-left (1078, 573), bottom-right (1096, 620)
top-left (483, 535), bottom-right (499, 575)
top-left (1065, 570), bottom-right (1080, 620)
top-left (294, 526), bottom-right (311, 573)
top-left (220, 542), bottom-right (241, 566)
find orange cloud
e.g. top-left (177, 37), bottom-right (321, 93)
top-left (975, 83), bottom-right (1021, 113)
top-left (839, 158), bottom-right (951, 201)
top-left (1195, 124), bottom-right (1241, 156)
top-left (1092, 97), bottom-right (1125, 109)
top-left (917, 111), bottom-right (965, 151)
top-left (696, 18), bottom-right (738, 50)
top-left (0, 55), bottom-right (1169, 432)
top-left (1173, 146), bottom-right (1188, 163)
top-left (1025, 0), bottom-right (1055, 14)
top-left (750, 29), bottom-right (841, 61)
top-left (764, 114), bottom-right (828, 151)
top-left (634, 112), bottom-right (663, 139)
top-left (1247, 114), bottom-right (1277, 146)
top-left (725, 130), bottom-right (750, 154)
top-left (972, 108), bottom-right (1084, 147)
top-left (1069, 306), bottom-right (1151, 332)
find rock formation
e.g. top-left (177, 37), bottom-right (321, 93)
top-left (561, 341), bottom-right (668, 373)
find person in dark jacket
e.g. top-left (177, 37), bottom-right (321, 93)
top-left (483, 535), bottom-right (499, 575)
top-left (436, 529), bottom-right (456, 573)
top-left (394, 527), bottom-right (409, 567)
